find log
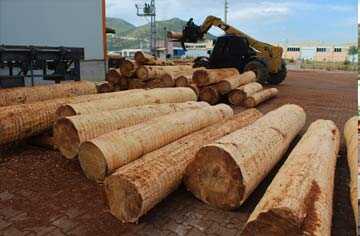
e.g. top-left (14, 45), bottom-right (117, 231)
top-left (199, 86), bottom-right (220, 105)
top-left (243, 88), bottom-right (278, 108)
top-left (57, 87), bottom-right (197, 117)
top-left (0, 89), bottom-right (144, 145)
top-left (228, 82), bottom-right (263, 106)
top-left (175, 75), bottom-right (192, 87)
top-left (95, 81), bottom-right (113, 93)
top-left (344, 116), bottom-right (358, 230)
top-left (167, 31), bottom-right (183, 40)
top-left (215, 71), bottom-right (256, 95)
top-left (134, 51), bottom-right (174, 66)
top-left (106, 69), bottom-right (122, 85)
top-left (28, 132), bottom-right (55, 150)
top-left (120, 59), bottom-right (138, 77)
top-left (193, 68), bottom-right (239, 87)
top-left (242, 120), bottom-right (340, 236)
top-left (184, 104), bottom-right (306, 209)
top-left (0, 81), bottom-right (97, 107)
top-left (187, 84), bottom-right (200, 98)
top-left (54, 102), bottom-right (209, 159)
top-left (136, 65), bottom-right (193, 81)
top-left (79, 104), bottom-right (233, 182)
top-left (128, 79), bottom-right (147, 89)
top-left (105, 109), bottom-right (262, 223)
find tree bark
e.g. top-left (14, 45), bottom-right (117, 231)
top-left (228, 82), bottom-right (263, 106)
top-left (0, 81), bottom-right (97, 107)
top-left (136, 65), bottom-right (193, 81)
top-left (106, 69), bottom-right (122, 85)
top-left (243, 88), bottom-right (278, 108)
top-left (105, 109), bottom-right (262, 223)
top-left (193, 68), bottom-right (239, 87)
top-left (54, 102), bottom-right (209, 159)
top-left (243, 120), bottom-right (340, 236)
top-left (56, 88), bottom-right (197, 117)
top-left (344, 116), bottom-right (358, 232)
top-left (78, 104), bottom-right (233, 182)
top-left (215, 71), bottom-right (256, 95)
top-left (120, 59), bottom-right (138, 78)
top-left (184, 104), bottom-right (306, 210)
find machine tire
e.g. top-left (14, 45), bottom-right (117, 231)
top-left (268, 59), bottom-right (287, 85)
top-left (193, 56), bottom-right (210, 68)
top-left (243, 60), bottom-right (269, 84)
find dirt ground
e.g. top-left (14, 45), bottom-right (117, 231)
top-left (0, 70), bottom-right (357, 236)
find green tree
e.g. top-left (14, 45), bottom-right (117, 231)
top-left (348, 45), bottom-right (358, 64)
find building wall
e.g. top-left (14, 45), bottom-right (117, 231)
top-left (0, 0), bottom-right (105, 60)
top-left (283, 45), bottom-right (351, 62)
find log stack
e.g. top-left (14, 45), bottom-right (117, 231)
top-left (242, 120), bottom-right (340, 235)
top-left (184, 104), bottom-right (306, 209)
top-left (79, 104), bottom-right (233, 182)
top-left (104, 109), bottom-right (262, 223)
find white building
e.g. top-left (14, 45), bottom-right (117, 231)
top-left (0, 0), bottom-right (107, 81)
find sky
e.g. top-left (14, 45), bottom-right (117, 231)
top-left (106, 0), bottom-right (358, 45)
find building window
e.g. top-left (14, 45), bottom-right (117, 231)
top-left (287, 47), bottom-right (300, 52)
top-left (316, 48), bottom-right (327, 52)
top-left (334, 48), bottom-right (342, 52)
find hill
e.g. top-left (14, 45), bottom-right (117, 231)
top-left (106, 17), bottom-right (216, 51)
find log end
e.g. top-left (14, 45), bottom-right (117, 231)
top-left (53, 118), bottom-right (81, 159)
top-left (175, 76), bottom-right (189, 87)
top-left (199, 87), bottom-right (220, 105)
top-left (56, 105), bottom-right (77, 118)
top-left (228, 90), bottom-right (246, 106)
top-left (192, 69), bottom-right (209, 86)
top-left (78, 141), bottom-right (108, 182)
top-left (136, 66), bottom-right (149, 81)
top-left (105, 174), bottom-right (143, 223)
top-left (242, 208), bottom-right (302, 236)
top-left (243, 97), bottom-right (256, 108)
top-left (184, 145), bottom-right (244, 210)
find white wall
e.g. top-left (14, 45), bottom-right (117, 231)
top-left (0, 0), bottom-right (104, 60)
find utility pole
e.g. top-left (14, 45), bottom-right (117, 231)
top-left (224, 0), bottom-right (229, 24)
top-left (135, 0), bottom-right (156, 55)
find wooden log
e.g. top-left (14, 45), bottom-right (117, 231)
top-left (134, 51), bottom-right (174, 66)
top-left (57, 87), bottom-right (197, 117)
top-left (167, 31), bottom-right (183, 40)
top-left (184, 104), bottom-right (306, 209)
top-left (159, 73), bottom-right (176, 87)
top-left (95, 81), bottom-right (113, 93)
top-left (344, 116), bottom-right (358, 231)
top-left (175, 75), bottom-right (192, 87)
top-left (54, 102), bottom-right (209, 159)
top-left (242, 120), bottom-right (340, 236)
top-left (0, 89), bottom-right (144, 145)
top-left (128, 79), bottom-right (147, 89)
top-left (0, 81), bottom-right (97, 107)
top-left (228, 82), bottom-right (263, 106)
top-left (105, 109), bottom-right (262, 223)
top-left (79, 104), bottom-right (233, 182)
top-left (193, 68), bottom-right (239, 87)
top-left (215, 71), bottom-right (256, 95)
top-left (243, 88), bottom-right (278, 108)
top-left (120, 59), bottom-right (138, 77)
top-left (106, 69), bottom-right (122, 85)
top-left (136, 65), bottom-right (193, 81)
top-left (188, 84), bottom-right (200, 98)
top-left (199, 86), bottom-right (220, 105)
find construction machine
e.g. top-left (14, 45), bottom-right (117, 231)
top-left (168, 16), bottom-right (287, 84)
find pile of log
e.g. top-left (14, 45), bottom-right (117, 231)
top-left (0, 87), bottom-right (196, 146)
top-left (104, 51), bottom-right (199, 91)
top-left (194, 68), bottom-right (278, 106)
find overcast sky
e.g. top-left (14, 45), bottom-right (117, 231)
top-left (107, 0), bottom-right (357, 44)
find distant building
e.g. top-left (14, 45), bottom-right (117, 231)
top-left (281, 43), bottom-right (356, 62)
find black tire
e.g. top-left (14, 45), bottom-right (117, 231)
top-left (193, 56), bottom-right (210, 68)
top-left (268, 59), bottom-right (287, 85)
top-left (243, 60), bottom-right (269, 84)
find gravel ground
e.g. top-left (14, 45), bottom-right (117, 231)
top-left (0, 70), bottom-right (357, 236)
